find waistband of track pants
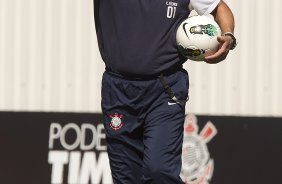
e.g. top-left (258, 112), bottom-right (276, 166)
top-left (105, 64), bottom-right (183, 81)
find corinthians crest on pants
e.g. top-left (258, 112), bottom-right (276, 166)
top-left (181, 114), bottom-right (217, 184)
top-left (109, 112), bottom-right (124, 131)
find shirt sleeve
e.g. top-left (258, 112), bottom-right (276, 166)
top-left (189, 0), bottom-right (220, 15)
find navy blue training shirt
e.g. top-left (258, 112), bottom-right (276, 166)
top-left (94, 0), bottom-right (191, 76)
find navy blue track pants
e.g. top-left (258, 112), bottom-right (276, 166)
top-left (101, 69), bottom-right (189, 184)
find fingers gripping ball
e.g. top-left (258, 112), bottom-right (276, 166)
top-left (176, 15), bottom-right (222, 61)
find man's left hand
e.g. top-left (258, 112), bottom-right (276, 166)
top-left (204, 34), bottom-right (233, 64)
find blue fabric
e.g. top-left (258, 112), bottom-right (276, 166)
top-left (94, 0), bottom-right (191, 76)
top-left (101, 69), bottom-right (189, 183)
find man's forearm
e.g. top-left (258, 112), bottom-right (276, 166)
top-left (205, 0), bottom-right (236, 62)
top-left (212, 0), bottom-right (235, 33)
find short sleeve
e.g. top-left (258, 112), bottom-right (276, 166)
top-left (189, 0), bottom-right (220, 15)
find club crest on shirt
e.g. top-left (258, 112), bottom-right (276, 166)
top-left (109, 112), bottom-right (124, 131)
top-left (181, 114), bottom-right (217, 184)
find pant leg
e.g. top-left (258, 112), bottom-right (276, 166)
top-left (101, 72), bottom-right (144, 184)
top-left (142, 70), bottom-right (189, 184)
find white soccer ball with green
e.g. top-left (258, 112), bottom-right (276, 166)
top-left (176, 15), bottom-right (222, 61)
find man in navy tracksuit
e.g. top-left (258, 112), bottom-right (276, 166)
top-left (94, 0), bottom-right (236, 183)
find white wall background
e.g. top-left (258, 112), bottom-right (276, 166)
top-left (0, 0), bottom-right (281, 117)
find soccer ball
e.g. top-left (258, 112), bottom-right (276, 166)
top-left (176, 15), bottom-right (221, 61)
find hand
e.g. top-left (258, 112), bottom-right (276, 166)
top-left (204, 35), bottom-right (234, 64)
